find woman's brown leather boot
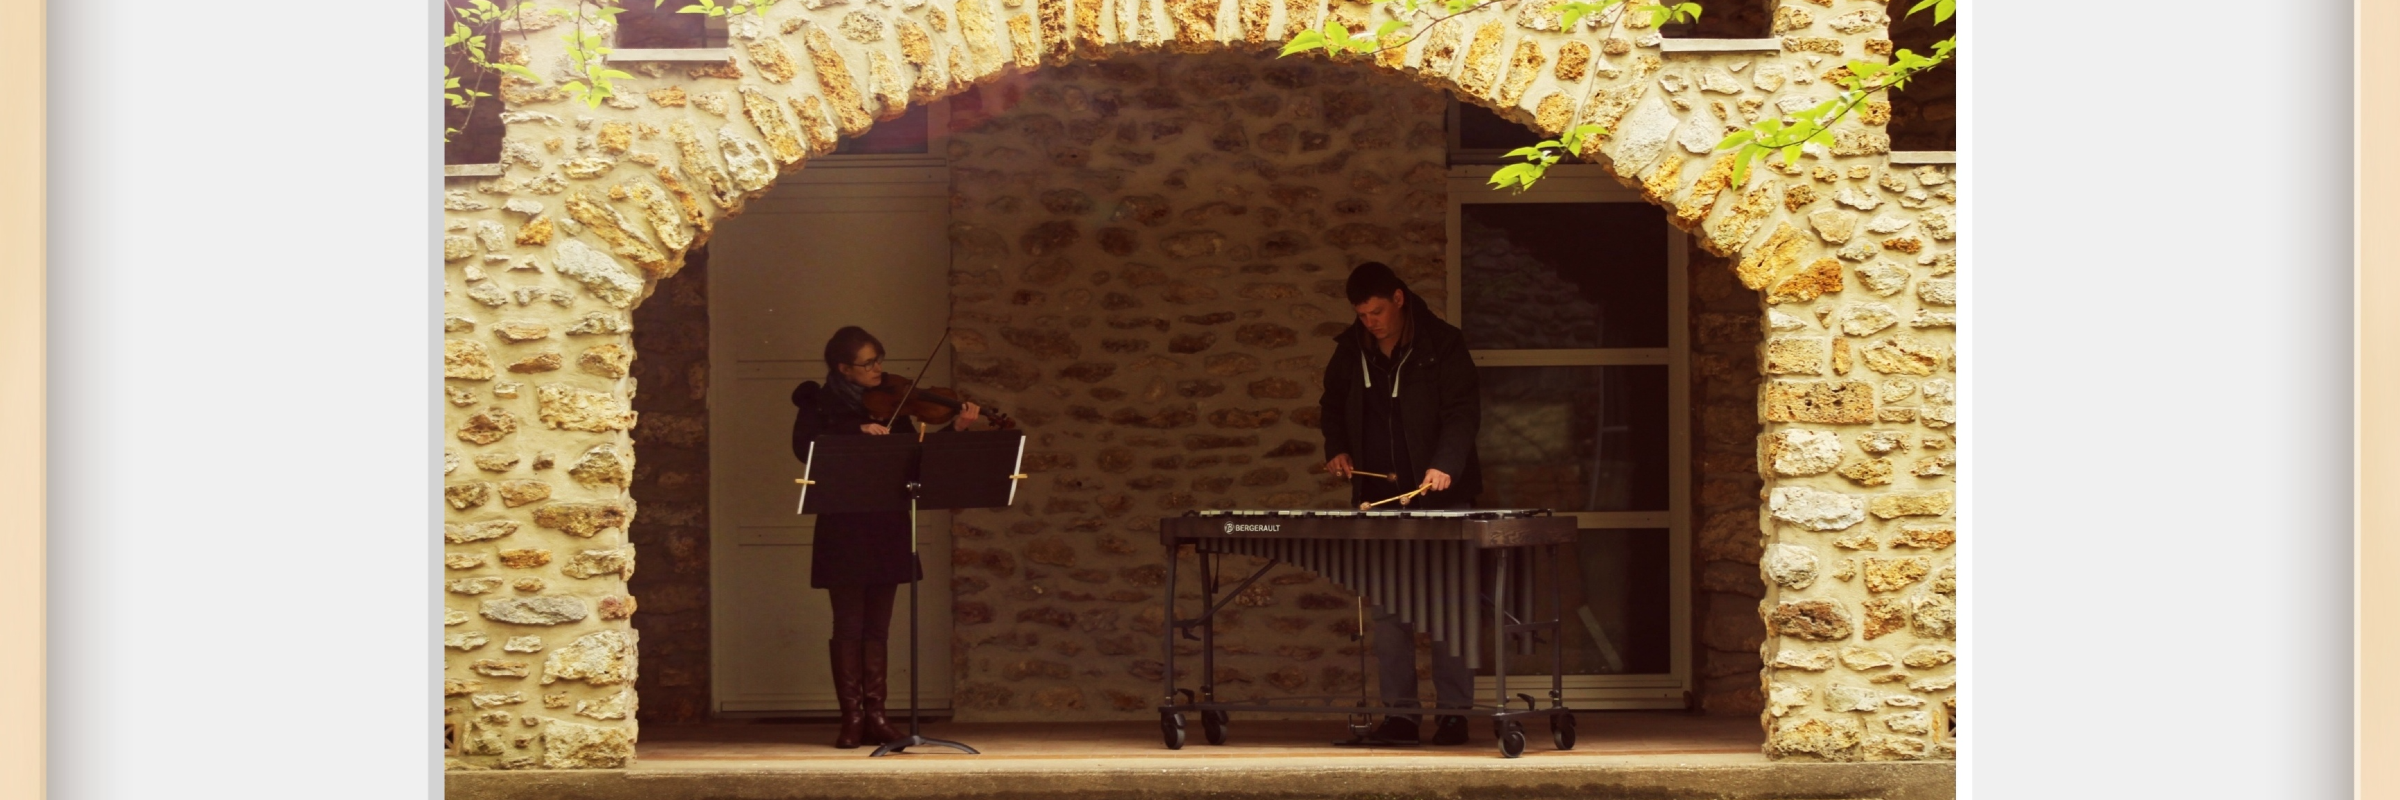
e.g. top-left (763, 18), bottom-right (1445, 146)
top-left (859, 638), bottom-right (905, 745)
top-left (831, 639), bottom-right (866, 749)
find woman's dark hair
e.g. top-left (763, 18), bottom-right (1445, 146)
top-left (823, 326), bottom-right (886, 370)
top-left (1344, 261), bottom-right (1410, 305)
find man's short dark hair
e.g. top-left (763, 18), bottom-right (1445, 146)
top-left (1344, 262), bottom-right (1409, 305)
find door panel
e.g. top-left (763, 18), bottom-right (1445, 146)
top-left (709, 166), bottom-right (956, 715)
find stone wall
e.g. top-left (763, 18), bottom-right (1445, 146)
top-left (439, 0), bottom-right (1955, 767)
top-left (941, 50), bottom-right (1453, 720)
top-left (1690, 245), bottom-right (1768, 715)
top-left (1749, 163), bottom-right (1959, 761)
top-left (626, 248), bottom-right (713, 725)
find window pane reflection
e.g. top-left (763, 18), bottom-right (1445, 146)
top-left (1475, 365), bottom-right (1668, 513)
top-left (1487, 528), bottom-right (1671, 677)
top-left (833, 103), bottom-right (933, 155)
top-left (1460, 203), bottom-right (1669, 349)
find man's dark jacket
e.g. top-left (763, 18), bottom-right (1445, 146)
top-left (1318, 288), bottom-right (1483, 509)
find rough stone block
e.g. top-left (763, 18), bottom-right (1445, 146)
top-left (1762, 543), bottom-right (1819, 589)
top-left (1869, 491), bottom-right (1953, 519)
top-left (1770, 715), bottom-right (1862, 759)
top-left (1769, 599), bottom-right (1853, 641)
top-left (1762, 381), bottom-right (1876, 424)
top-left (1762, 337), bottom-right (1827, 375)
top-left (1769, 487), bottom-right (1865, 532)
top-left (482, 596), bottom-right (588, 626)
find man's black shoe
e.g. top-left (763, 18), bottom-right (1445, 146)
top-left (1368, 715), bottom-right (1420, 744)
top-left (1429, 715), bottom-right (1469, 745)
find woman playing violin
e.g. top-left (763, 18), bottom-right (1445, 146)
top-left (794, 325), bottom-right (980, 749)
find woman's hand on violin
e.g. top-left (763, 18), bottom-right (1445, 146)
top-left (952, 402), bottom-right (982, 431)
top-left (860, 423), bottom-right (890, 435)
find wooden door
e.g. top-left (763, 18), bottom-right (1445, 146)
top-left (707, 164), bottom-right (956, 715)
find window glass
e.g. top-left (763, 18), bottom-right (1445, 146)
top-left (1460, 202), bottom-right (1669, 349)
top-left (1886, 0), bottom-right (1955, 151)
top-left (442, 0), bottom-right (507, 165)
top-left (1658, 0), bottom-right (1769, 38)
top-left (833, 103), bottom-right (934, 155)
top-left (618, 2), bottom-right (718, 49)
top-left (1474, 365), bottom-right (1669, 513)
top-left (1489, 528), bottom-right (1672, 676)
top-left (1455, 101), bottom-right (1543, 153)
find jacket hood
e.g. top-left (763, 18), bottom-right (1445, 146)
top-left (1332, 286), bottom-right (1462, 351)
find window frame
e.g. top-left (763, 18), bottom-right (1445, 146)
top-left (608, 0), bottom-right (733, 60)
top-left (814, 101), bottom-right (952, 167)
top-left (1446, 163), bottom-right (1692, 707)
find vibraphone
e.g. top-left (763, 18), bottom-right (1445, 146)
top-left (1154, 509), bottom-right (1578, 758)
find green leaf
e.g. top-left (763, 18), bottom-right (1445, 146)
top-left (1715, 129), bottom-right (1754, 150)
top-left (1563, 124), bottom-right (1604, 155)
top-left (1323, 18), bottom-right (1355, 51)
top-left (1731, 144), bottom-right (1758, 186)
top-left (596, 68), bottom-right (636, 80)
top-left (1907, 0), bottom-right (1938, 15)
top-left (1371, 19), bottom-right (1406, 41)
top-left (1779, 143), bottom-right (1803, 168)
top-left (1676, 2), bottom-right (1700, 21)
top-left (1487, 162), bottom-right (1539, 190)
top-left (1279, 30), bottom-right (1326, 56)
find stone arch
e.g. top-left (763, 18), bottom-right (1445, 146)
top-left (441, 0), bottom-right (1956, 768)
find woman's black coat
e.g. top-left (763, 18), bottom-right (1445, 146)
top-left (790, 380), bottom-right (924, 588)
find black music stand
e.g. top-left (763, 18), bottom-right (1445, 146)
top-left (797, 428), bottom-right (1026, 757)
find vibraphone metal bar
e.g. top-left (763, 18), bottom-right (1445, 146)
top-left (1153, 509), bottom-right (1580, 758)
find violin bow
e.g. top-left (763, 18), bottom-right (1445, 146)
top-left (880, 328), bottom-right (953, 430)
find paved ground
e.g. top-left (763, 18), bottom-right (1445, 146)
top-left (448, 713), bottom-right (1956, 799)
top-left (640, 710), bottom-right (1759, 764)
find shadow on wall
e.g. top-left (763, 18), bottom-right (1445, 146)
top-left (628, 247), bottom-right (715, 724)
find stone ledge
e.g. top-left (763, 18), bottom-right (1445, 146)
top-left (448, 759), bottom-right (1956, 800)
top-left (445, 163), bottom-right (506, 178)
top-left (1660, 38), bottom-right (1784, 54)
top-left (608, 48), bottom-right (734, 62)
top-left (1889, 151), bottom-right (1957, 165)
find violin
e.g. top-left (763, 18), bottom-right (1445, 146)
top-left (862, 374), bottom-right (1016, 430)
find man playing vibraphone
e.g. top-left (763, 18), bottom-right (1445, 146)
top-left (1317, 261), bottom-right (1485, 746)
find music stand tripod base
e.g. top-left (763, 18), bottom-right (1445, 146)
top-left (871, 733), bottom-right (979, 756)
top-left (868, 491), bottom-right (977, 758)
top-left (799, 431), bottom-right (1019, 758)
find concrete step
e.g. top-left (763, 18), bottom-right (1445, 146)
top-left (447, 718), bottom-right (1953, 800)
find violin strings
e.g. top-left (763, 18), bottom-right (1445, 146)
top-left (881, 327), bottom-right (953, 430)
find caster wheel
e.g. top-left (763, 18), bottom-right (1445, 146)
top-left (1498, 723), bottom-right (1526, 759)
top-left (1161, 712), bottom-right (1186, 750)
top-left (1551, 713), bottom-right (1577, 751)
top-left (1202, 710), bottom-right (1230, 745)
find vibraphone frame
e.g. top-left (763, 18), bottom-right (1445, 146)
top-left (1154, 510), bottom-right (1579, 758)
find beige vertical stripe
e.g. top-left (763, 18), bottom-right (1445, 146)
top-left (0, 0), bottom-right (43, 795)
top-left (2363, 2), bottom-right (2396, 797)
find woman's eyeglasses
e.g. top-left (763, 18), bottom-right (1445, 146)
top-left (849, 357), bottom-right (884, 369)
